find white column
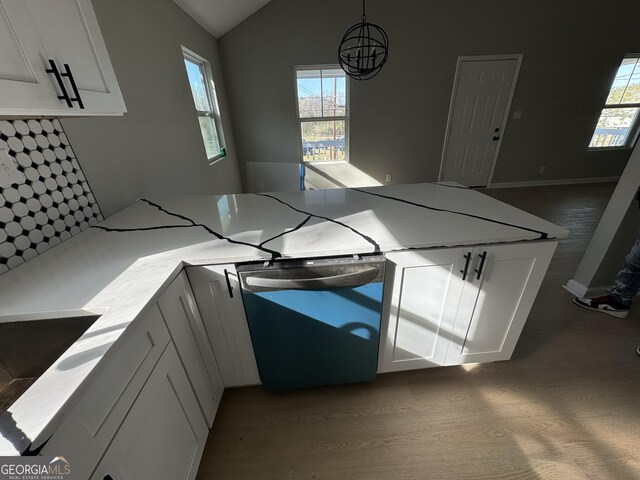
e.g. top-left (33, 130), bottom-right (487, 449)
top-left (565, 143), bottom-right (640, 295)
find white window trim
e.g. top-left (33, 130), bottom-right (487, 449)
top-left (294, 64), bottom-right (350, 164)
top-left (182, 46), bottom-right (226, 164)
top-left (589, 54), bottom-right (640, 151)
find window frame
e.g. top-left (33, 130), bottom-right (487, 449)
top-left (294, 65), bottom-right (350, 163)
top-left (182, 46), bottom-right (226, 164)
top-left (589, 54), bottom-right (640, 151)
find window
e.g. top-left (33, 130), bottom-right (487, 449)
top-left (295, 66), bottom-right (348, 162)
top-left (590, 55), bottom-right (640, 149)
top-left (182, 47), bottom-right (225, 162)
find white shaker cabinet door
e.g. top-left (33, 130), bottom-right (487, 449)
top-left (444, 241), bottom-right (556, 365)
top-left (378, 248), bottom-right (470, 372)
top-left (0, 2), bottom-right (60, 112)
top-left (157, 271), bottom-right (224, 428)
top-left (0, 0), bottom-right (125, 115)
top-left (186, 265), bottom-right (260, 387)
top-left (91, 343), bottom-right (208, 480)
top-left (41, 304), bottom-right (171, 480)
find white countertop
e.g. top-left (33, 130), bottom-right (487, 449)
top-left (0, 182), bottom-right (569, 454)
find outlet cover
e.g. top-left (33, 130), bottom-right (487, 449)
top-left (513, 110), bottom-right (522, 120)
top-left (0, 148), bottom-right (25, 187)
top-left (385, 173), bottom-right (392, 182)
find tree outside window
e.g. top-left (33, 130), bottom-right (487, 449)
top-left (590, 56), bottom-right (640, 149)
top-left (295, 67), bottom-right (349, 162)
top-left (183, 47), bottom-right (226, 163)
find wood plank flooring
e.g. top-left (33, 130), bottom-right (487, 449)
top-left (197, 182), bottom-right (640, 480)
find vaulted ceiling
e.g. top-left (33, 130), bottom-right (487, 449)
top-left (173, 0), bottom-right (272, 38)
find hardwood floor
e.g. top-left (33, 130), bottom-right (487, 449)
top-left (197, 182), bottom-right (640, 480)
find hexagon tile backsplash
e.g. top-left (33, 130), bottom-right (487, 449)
top-left (0, 118), bottom-right (103, 275)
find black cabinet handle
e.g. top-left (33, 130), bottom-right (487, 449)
top-left (61, 63), bottom-right (85, 109)
top-left (475, 251), bottom-right (488, 280)
top-left (460, 252), bottom-right (471, 281)
top-left (492, 136), bottom-right (500, 141)
top-left (45, 59), bottom-right (73, 108)
top-left (224, 268), bottom-right (234, 298)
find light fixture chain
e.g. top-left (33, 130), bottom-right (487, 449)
top-left (361, 0), bottom-right (366, 21)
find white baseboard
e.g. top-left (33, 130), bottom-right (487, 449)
top-left (489, 176), bottom-right (620, 189)
top-left (564, 279), bottom-right (588, 296)
top-left (563, 279), bottom-right (610, 297)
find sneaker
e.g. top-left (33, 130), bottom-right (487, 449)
top-left (573, 295), bottom-right (629, 318)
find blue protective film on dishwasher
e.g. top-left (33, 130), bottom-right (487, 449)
top-left (242, 282), bottom-right (383, 390)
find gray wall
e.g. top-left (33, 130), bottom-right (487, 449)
top-left (61, 0), bottom-right (242, 217)
top-left (219, 0), bottom-right (640, 188)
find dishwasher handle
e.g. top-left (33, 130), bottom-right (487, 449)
top-left (243, 266), bottom-right (380, 290)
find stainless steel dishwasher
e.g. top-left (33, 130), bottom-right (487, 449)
top-left (237, 255), bottom-right (385, 391)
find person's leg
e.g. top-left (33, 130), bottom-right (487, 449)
top-left (573, 231), bottom-right (640, 318)
top-left (608, 233), bottom-right (640, 307)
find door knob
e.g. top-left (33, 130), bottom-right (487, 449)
top-left (492, 136), bottom-right (500, 141)
top-left (494, 127), bottom-right (500, 132)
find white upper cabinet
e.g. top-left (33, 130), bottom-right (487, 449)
top-left (0, 0), bottom-right (125, 116)
top-left (0, 2), bottom-right (56, 111)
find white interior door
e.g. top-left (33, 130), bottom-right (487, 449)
top-left (440, 56), bottom-right (520, 187)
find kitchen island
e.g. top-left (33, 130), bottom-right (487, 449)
top-left (0, 182), bottom-right (568, 476)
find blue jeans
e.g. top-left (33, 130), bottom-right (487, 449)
top-left (608, 233), bottom-right (640, 307)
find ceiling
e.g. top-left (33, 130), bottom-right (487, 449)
top-left (173, 0), bottom-right (272, 38)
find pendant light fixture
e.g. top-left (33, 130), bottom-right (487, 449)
top-left (338, 0), bottom-right (389, 81)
